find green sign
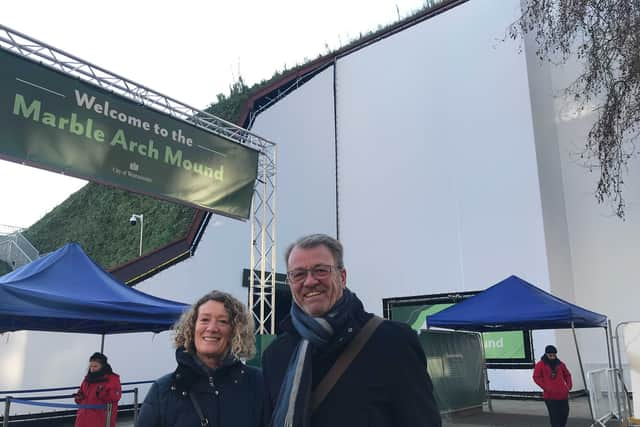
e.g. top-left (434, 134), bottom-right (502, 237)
top-left (391, 303), bottom-right (453, 330)
top-left (482, 331), bottom-right (525, 359)
top-left (0, 48), bottom-right (259, 219)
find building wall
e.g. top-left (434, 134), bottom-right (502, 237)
top-left (249, 66), bottom-right (338, 256)
top-left (333, 0), bottom-right (554, 391)
top-left (242, 0), bottom-right (639, 392)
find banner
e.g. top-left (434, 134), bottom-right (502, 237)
top-left (389, 301), bottom-right (532, 364)
top-left (0, 48), bottom-right (259, 219)
top-left (482, 330), bottom-right (525, 359)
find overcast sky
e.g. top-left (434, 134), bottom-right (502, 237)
top-left (1, 0), bottom-right (429, 228)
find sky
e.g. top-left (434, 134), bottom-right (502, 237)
top-left (1, 0), bottom-right (428, 229)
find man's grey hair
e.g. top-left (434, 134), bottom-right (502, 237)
top-left (285, 233), bottom-right (344, 268)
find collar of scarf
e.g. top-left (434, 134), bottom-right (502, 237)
top-left (271, 288), bottom-right (362, 427)
top-left (172, 348), bottom-right (240, 394)
top-left (541, 354), bottom-right (561, 369)
top-left (84, 364), bottom-right (113, 383)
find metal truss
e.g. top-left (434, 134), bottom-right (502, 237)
top-left (249, 147), bottom-right (277, 334)
top-left (0, 24), bottom-right (278, 334)
top-left (0, 25), bottom-right (272, 153)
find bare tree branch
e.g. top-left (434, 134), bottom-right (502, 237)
top-left (509, 0), bottom-right (640, 218)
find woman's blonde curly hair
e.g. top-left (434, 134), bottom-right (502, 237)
top-left (173, 290), bottom-right (256, 360)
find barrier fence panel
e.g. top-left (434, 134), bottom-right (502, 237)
top-left (612, 368), bottom-right (633, 425)
top-left (419, 330), bottom-right (487, 413)
top-left (588, 368), bottom-right (612, 426)
top-left (587, 368), bottom-right (629, 427)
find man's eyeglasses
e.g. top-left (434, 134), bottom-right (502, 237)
top-left (286, 265), bottom-right (340, 284)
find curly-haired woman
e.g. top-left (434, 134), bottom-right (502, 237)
top-left (136, 291), bottom-right (263, 427)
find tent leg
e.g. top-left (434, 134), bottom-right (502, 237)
top-left (614, 322), bottom-right (627, 394)
top-left (607, 322), bottom-right (623, 420)
top-left (572, 321), bottom-right (595, 423)
top-left (484, 363), bottom-right (492, 412)
top-left (101, 334), bottom-right (105, 353)
top-left (605, 322), bottom-right (613, 369)
top-left (615, 322), bottom-right (635, 421)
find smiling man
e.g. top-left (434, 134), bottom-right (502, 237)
top-left (262, 233), bottom-right (441, 427)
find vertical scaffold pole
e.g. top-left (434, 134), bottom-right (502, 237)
top-left (133, 387), bottom-right (139, 425)
top-left (270, 148), bottom-right (277, 334)
top-left (3, 397), bottom-right (11, 427)
top-left (249, 143), bottom-right (277, 335)
top-left (105, 403), bottom-right (112, 427)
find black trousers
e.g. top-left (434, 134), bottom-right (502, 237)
top-left (544, 399), bottom-right (569, 427)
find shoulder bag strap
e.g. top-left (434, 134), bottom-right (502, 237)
top-left (310, 315), bottom-right (384, 411)
top-left (188, 392), bottom-right (209, 427)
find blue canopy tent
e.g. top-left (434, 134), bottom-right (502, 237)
top-left (427, 275), bottom-right (607, 331)
top-left (427, 275), bottom-right (610, 420)
top-left (0, 242), bottom-right (188, 342)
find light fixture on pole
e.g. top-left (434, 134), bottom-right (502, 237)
top-left (129, 213), bottom-right (144, 257)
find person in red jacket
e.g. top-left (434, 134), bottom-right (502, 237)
top-left (74, 352), bottom-right (122, 427)
top-left (533, 345), bottom-right (573, 427)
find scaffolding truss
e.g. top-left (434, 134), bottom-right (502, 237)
top-left (249, 149), bottom-right (277, 335)
top-left (0, 24), bottom-right (277, 334)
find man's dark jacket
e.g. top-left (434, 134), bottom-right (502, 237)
top-left (136, 348), bottom-right (263, 427)
top-left (262, 312), bottom-right (442, 427)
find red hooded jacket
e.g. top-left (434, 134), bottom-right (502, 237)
top-left (533, 357), bottom-right (572, 400)
top-left (74, 372), bottom-right (121, 427)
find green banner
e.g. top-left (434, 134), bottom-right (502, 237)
top-left (391, 303), bottom-right (453, 330)
top-left (0, 48), bottom-right (259, 219)
top-left (482, 331), bottom-right (525, 359)
top-left (391, 303), bottom-right (527, 361)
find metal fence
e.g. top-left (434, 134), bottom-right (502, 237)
top-left (0, 231), bottom-right (39, 269)
top-left (0, 225), bottom-right (23, 236)
top-left (0, 381), bottom-right (151, 426)
top-left (3, 396), bottom-right (116, 427)
top-left (587, 367), bottom-right (629, 426)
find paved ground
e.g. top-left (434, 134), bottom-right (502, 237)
top-left (111, 396), bottom-right (620, 426)
top-left (441, 396), bottom-right (621, 427)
